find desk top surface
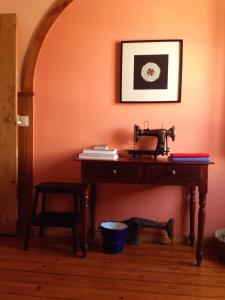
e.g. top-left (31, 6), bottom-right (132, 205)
top-left (76, 156), bottom-right (214, 165)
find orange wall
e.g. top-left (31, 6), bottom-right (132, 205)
top-left (0, 0), bottom-right (55, 81)
top-left (34, 0), bottom-right (225, 237)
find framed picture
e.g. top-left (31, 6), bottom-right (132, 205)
top-left (120, 40), bottom-right (183, 103)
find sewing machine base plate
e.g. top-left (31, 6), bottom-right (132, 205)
top-left (127, 149), bottom-right (169, 159)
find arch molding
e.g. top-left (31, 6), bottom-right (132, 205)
top-left (18, 0), bottom-right (74, 232)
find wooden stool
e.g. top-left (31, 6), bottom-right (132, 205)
top-left (24, 182), bottom-right (82, 253)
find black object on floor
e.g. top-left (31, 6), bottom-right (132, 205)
top-left (124, 217), bottom-right (175, 245)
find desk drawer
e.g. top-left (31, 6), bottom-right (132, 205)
top-left (82, 162), bottom-right (143, 183)
top-left (145, 164), bottom-right (201, 184)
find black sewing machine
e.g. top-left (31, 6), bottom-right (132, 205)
top-left (128, 121), bottom-right (176, 159)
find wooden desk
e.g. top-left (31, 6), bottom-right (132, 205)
top-left (79, 157), bottom-right (212, 266)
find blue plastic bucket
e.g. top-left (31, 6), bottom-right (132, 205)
top-left (100, 221), bottom-right (128, 254)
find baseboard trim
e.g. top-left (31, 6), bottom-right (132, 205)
top-left (32, 227), bottom-right (214, 246)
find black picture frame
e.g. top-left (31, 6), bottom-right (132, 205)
top-left (120, 40), bottom-right (183, 103)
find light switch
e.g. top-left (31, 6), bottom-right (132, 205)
top-left (17, 115), bottom-right (29, 127)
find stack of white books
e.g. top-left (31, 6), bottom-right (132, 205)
top-left (79, 145), bottom-right (119, 160)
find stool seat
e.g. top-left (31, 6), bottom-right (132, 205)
top-left (35, 182), bottom-right (81, 194)
top-left (24, 182), bottom-right (82, 254)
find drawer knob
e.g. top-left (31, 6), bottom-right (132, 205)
top-left (171, 169), bottom-right (176, 175)
top-left (113, 169), bottom-right (117, 174)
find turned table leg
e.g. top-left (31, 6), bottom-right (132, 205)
top-left (89, 183), bottom-right (96, 238)
top-left (196, 192), bottom-right (206, 267)
top-left (80, 182), bottom-right (91, 258)
top-left (189, 186), bottom-right (196, 246)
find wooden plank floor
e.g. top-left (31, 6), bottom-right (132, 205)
top-left (0, 236), bottom-right (224, 300)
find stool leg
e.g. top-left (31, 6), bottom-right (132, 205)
top-left (40, 226), bottom-right (45, 237)
top-left (89, 183), bottom-right (96, 238)
top-left (73, 192), bottom-right (79, 212)
top-left (40, 192), bottom-right (47, 236)
top-left (31, 189), bottom-right (40, 215)
top-left (24, 224), bottom-right (31, 250)
top-left (72, 226), bottom-right (77, 254)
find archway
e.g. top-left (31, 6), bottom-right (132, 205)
top-left (18, 0), bottom-right (74, 231)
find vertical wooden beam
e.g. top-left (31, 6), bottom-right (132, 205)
top-left (0, 14), bottom-right (18, 234)
top-left (17, 92), bottom-right (34, 232)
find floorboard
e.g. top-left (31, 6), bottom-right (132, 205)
top-left (0, 236), bottom-right (224, 300)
